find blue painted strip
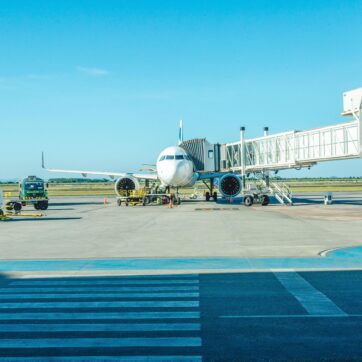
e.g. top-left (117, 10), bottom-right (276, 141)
top-left (1, 247), bottom-right (362, 272)
top-left (0, 323), bottom-right (201, 332)
top-left (0, 292), bottom-right (200, 299)
top-left (0, 311), bottom-right (200, 320)
top-left (0, 286), bottom-right (199, 293)
top-left (274, 272), bottom-right (347, 316)
top-left (220, 314), bottom-right (359, 318)
top-left (0, 300), bottom-right (199, 308)
top-left (0, 357), bottom-right (202, 362)
top-left (0, 337), bottom-right (202, 348)
top-left (10, 279), bottom-right (199, 285)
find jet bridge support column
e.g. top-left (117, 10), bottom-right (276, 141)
top-left (240, 127), bottom-right (246, 189)
top-left (263, 127), bottom-right (270, 187)
top-left (359, 104), bottom-right (362, 156)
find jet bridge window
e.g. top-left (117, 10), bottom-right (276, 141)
top-left (208, 150), bottom-right (214, 159)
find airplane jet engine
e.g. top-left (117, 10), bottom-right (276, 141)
top-left (114, 176), bottom-right (140, 196)
top-left (219, 174), bottom-right (242, 198)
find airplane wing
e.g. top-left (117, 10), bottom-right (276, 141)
top-left (42, 153), bottom-right (158, 180)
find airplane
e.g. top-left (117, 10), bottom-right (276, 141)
top-left (42, 120), bottom-right (247, 204)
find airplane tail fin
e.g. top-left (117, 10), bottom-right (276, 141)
top-left (178, 119), bottom-right (183, 145)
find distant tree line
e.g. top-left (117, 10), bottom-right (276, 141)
top-left (0, 176), bottom-right (361, 185)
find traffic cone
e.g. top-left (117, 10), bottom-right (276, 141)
top-left (168, 200), bottom-right (173, 209)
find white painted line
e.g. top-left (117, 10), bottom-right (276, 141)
top-left (273, 271), bottom-right (347, 316)
top-left (0, 323), bottom-right (201, 332)
top-left (18, 273), bottom-right (200, 279)
top-left (0, 357), bottom-right (202, 362)
top-left (9, 279), bottom-right (199, 286)
top-left (0, 311), bottom-right (200, 320)
top-left (0, 292), bottom-right (200, 299)
top-left (0, 300), bottom-right (199, 308)
top-left (220, 314), bottom-right (359, 318)
top-left (0, 337), bottom-right (202, 348)
top-left (0, 286), bottom-right (199, 292)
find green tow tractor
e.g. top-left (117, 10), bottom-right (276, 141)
top-left (5, 176), bottom-right (49, 213)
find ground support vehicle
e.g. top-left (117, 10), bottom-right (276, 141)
top-left (18, 176), bottom-right (49, 210)
top-left (116, 188), bottom-right (181, 206)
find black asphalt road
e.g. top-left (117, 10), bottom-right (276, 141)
top-left (0, 271), bottom-right (362, 361)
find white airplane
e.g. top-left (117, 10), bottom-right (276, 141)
top-left (42, 121), bottom-right (244, 203)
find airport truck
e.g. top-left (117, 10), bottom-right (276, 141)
top-left (18, 176), bottom-right (49, 210)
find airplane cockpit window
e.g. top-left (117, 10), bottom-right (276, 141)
top-left (175, 155), bottom-right (184, 160)
top-left (165, 155), bottom-right (175, 160)
top-left (159, 156), bottom-right (166, 161)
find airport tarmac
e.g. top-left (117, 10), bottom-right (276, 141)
top-left (0, 193), bottom-right (361, 263)
top-left (1, 193), bottom-right (362, 360)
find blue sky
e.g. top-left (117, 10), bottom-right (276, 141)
top-left (0, 0), bottom-right (361, 179)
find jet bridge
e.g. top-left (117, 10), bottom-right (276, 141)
top-left (220, 87), bottom-right (362, 174)
top-left (181, 88), bottom-right (362, 205)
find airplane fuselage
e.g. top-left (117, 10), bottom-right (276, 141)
top-left (156, 146), bottom-right (195, 187)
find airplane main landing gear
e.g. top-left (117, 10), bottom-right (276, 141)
top-left (204, 178), bottom-right (218, 202)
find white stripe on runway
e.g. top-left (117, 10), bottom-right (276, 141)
top-left (0, 292), bottom-right (199, 299)
top-left (0, 357), bottom-right (202, 362)
top-left (220, 314), bottom-right (358, 318)
top-left (0, 311), bottom-right (200, 320)
top-left (18, 273), bottom-right (200, 279)
top-left (273, 271), bottom-right (347, 316)
top-left (0, 286), bottom-right (199, 293)
top-left (0, 322), bottom-right (201, 332)
top-left (9, 279), bottom-right (199, 286)
top-left (0, 300), bottom-right (199, 308)
top-left (0, 337), bottom-right (202, 348)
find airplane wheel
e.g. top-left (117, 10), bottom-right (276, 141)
top-left (213, 192), bottom-right (218, 201)
top-left (205, 192), bottom-right (210, 201)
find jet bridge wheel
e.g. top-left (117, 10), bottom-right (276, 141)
top-left (261, 195), bottom-right (270, 206)
top-left (243, 195), bottom-right (254, 207)
top-left (205, 192), bottom-right (210, 201)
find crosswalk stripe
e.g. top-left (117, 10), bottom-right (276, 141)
top-left (18, 274), bottom-right (200, 279)
top-left (9, 280), bottom-right (199, 286)
top-left (0, 285), bottom-right (199, 296)
top-left (0, 356), bottom-right (202, 361)
top-left (0, 311), bottom-right (200, 320)
top-left (0, 292), bottom-right (199, 299)
top-left (0, 323), bottom-right (201, 332)
top-left (0, 337), bottom-right (202, 348)
top-left (0, 301), bottom-right (199, 308)
top-left (0, 286), bottom-right (199, 293)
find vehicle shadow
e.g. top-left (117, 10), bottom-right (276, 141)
top-left (8, 217), bottom-right (82, 222)
top-left (49, 202), bottom-right (104, 206)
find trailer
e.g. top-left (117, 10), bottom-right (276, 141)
top-left (116, 187), bottom-right (181, 206)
